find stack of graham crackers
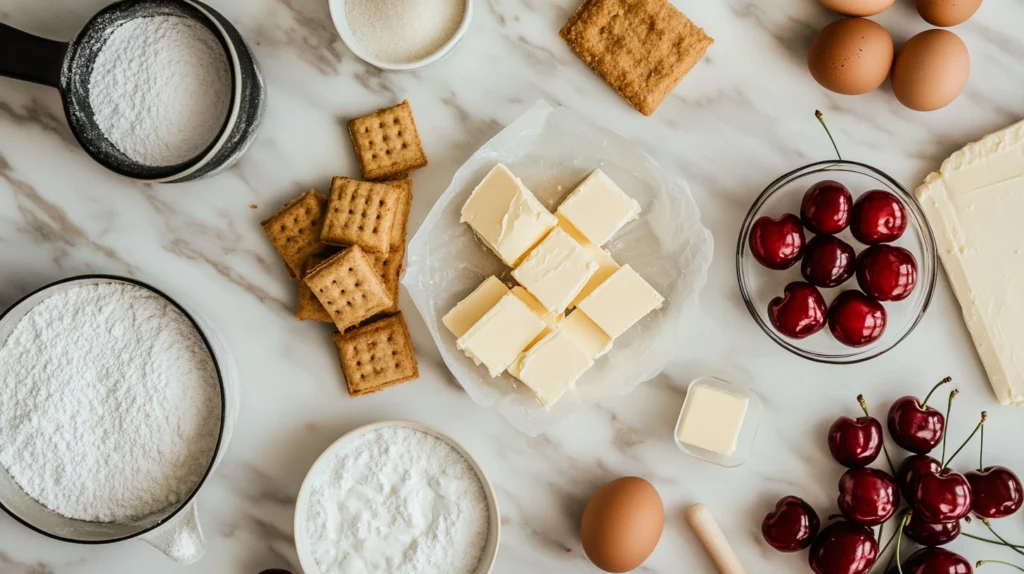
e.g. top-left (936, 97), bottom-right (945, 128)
top-left (261, 100), bottom-right (428, 397)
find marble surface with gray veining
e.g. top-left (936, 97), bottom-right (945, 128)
top-left (3, 0), bottom-right (1024, 572)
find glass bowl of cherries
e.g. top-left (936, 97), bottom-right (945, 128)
top-left (737, 160), bottom-right (937, 363)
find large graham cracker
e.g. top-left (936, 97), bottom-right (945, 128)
top-left (261, 189), bottom-right (329, 278)
top-left (332, 313), bottom-right (419, 396)
top-left (560, 0), bottom-right (713, 116)
top-left (304, 246), bottom-right (393, 332)
top-left (321, 177), bottom-right (399, 254)
top-left (369, 242), bottom-right (405, 315)
top-left (348, 101), bottom-right (428, 181)
top-left (295, 254), bottom-right (334, 322)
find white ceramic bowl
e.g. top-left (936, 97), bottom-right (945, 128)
top-left (327, 0), bottom-right (473, 71)
top-left (294, 420), bottom-right (500, 573)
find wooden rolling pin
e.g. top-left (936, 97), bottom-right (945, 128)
top-left (684, 504), bottom-right (746, 574)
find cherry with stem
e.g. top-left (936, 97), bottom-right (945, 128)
top-left (977, 560), bottom-right (1024, 571)
top-left (860, 394), bottom-right (896, 475)
top-left (940, 389), bottom-right (958, 466)
top-left (816, 110), bottom-right (842, 161)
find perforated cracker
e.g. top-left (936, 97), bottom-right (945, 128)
top-left (261, 189), bottom-right (328, 278)
top-left (348, 100), bottom-right (428, 181)
top-left (321, 177), bottom-right (399, 254)
top-left (332, 313), bottom-right (419, 396)
top-left (295, 254), bottom-right (334, 322)
top-left (560, 0), bottom-right (713, 116)
top-left (304, 245), bottom-right (393, 332)
top-left (369, 242), bottom-right (405, 315)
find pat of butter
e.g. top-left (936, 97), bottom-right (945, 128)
top-left (512, 227), bottom-right (598, 313)
top-left (676, 384), bottom-right (749, 456)
top-left (508, 327), bottom-right (593, 406)
top-left (512, 286), bottom-right (563, 350)
top-left (556, 169), bottom-right (641, 246)
top-left (457, 292), bottom-right (546, 378)
top-left (556, 215), bottom-right (622, 308)
top-left (578, 265), bottom-right (664, 339)
top-left (560, 309), bottom-right (612, 360)
top-left (443, 276), bottom-right (509, 338)
top-left (461, 164), bottom-right (557, 267)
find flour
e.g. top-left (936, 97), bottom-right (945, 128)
top-left (345, 0), bottom-right (465, 63)
top-left (0, 283), bottom-right (221, 523)
top-left (88, 16), bottom-right (232, 167)
top-left (306, 427), bottom-right (489, 574)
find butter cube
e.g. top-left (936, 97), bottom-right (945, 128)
top-left (512, 286), bottom-right (563, 350)
top-left (556, 214), bottom-right (622, 309)
top-left (676, 384), bottom-right (749, 456)
top-left (557, 169), bottom-right (640, 246)
top-left (511, 227), bottom-right (598, 313)
top-left (560, 309), bottom-right (612, 360)
top-left (578, 265), bottom-right (664, 338)
top-left (509, 328), bottom-right (593, 406)
top-left (457, 292), bottom-right (546, 377)
top-left (461, 164), bottom-right (557, 266)
top-left (443, 276), bottom-right (510, 338)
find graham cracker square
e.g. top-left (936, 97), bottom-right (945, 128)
top-left (369, 242), bottom-right (405, 315)
top-left (332, 313), bottom-right (419, 396)
top-left (295, 253), bottom-right (335, 322)
top-left (386, 178), bottom-right (412, 250)
top-left (261, 189), bottom-right (328, 278)
top-left (321, 177), bottom-right (399, 254)
top-left (348, 100), bottom-right (428, 181)
top-left (304, 246), bottom-right (393, 332)
top-left (560, 0), bottom-right (713, 116)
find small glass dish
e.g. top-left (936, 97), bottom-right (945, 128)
top-left (736, 160), bottom-right (938, 364)
top-left (674, 376), bottom-right (762, 468)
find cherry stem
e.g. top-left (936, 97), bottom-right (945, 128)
top-left (963, 532), bottom-right (1024, 550)
top-left (981, 517), bottom-right (1024, 559)
top-left (940, 389), bottom-right (959, 466)
top-left (815, 110), bottom-right (842, 161)
top-left (895, 511), bottom-right (910, 574)
top-left (921, 376), bottom-right (953, 409)
top-left (942, 411), bottom-right (987, 471)
top-left (859, 394), bottom-right (896, 475)
top-left (980, 423), bottom-right (986, 472)
top-left (977, 560), bottom-right (1024, 572)
top-left (871, 523), bottom-right (902, 573)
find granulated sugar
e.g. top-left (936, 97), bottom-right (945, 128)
top-left (0, 283), bottom-right (221, 523)
top-left (306, 426), bottom-right (489, 574)
top-left (345, 0), bottom-right (465, 63)
top-left (89, 16), bottom-right (232, 166)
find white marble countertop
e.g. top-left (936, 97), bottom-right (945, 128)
top-left (3, 0), bottom-right (1024, 572)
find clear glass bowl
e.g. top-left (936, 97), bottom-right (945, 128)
top-left (674, 377), bottom-right (762, 468)
top-left (736, 160), bottom-right (937, 364)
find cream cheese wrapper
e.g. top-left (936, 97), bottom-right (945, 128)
top-left (403, 101), bottom-right (714, 436)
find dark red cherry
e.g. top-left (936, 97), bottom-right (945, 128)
top-left (828, 416), bottom-right (882, 468)
top-left (768, 282), bottom-right (827, 339)
top-left (857, 245), bottom-right (917, 301)
top-left (966, 466), bottom-right (1024, 519)
top-left (808, 521), bottom-right (878, 574)
top-left (915, 469), bottom-right (973, 523)
top-left (802, 180), bottom-right (852, 234)
top-left (837, 467), bottom-right (900, 527)
top-left (762, 496), bottom-right (820, 552)
top-left (827, 291), bottom-right (886, 347)
top-left (851, 190), bottom-right (907, 245)
top-left (802, 235), bottom-right (857, 288)
top-left (750, 214), bottom-right (805, 270)
top-left (888, 390), bottom-right (946, 456)
top-left (905, 512), bottom-right (960, 546)
top-left (902, 547), bottom-right (972, 574)
top-left (897, 455), bottom-right (942, 504)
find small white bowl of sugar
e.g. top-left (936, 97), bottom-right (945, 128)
top-left (329, 0), bottom-right (472, 71)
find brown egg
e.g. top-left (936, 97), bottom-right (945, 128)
top-left (891, 29), bottom-right (970, 111)
top-left (808, 18), bottom-right (894, 95)
top-left (819, 0), bottom-right (896, 17)
top-left (917, 0), bottom-right (983, 27)
top-left (580, 477), bottom-right (664, 573)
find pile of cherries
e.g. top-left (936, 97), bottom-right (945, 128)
top-left (760, 378), bottom-right (1024, 573)
top-left (750, 180), bottom-right (917, 347)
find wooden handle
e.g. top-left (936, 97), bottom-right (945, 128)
top-left (684, 504), bottom-right (746, 574)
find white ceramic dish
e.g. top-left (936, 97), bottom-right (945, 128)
top-left (327, 0), bottom-right (473, 71)
top-left (294, 420), bottom-right (500, 574)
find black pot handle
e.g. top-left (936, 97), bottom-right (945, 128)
top-left (0, 23), bottom-right (68, 89)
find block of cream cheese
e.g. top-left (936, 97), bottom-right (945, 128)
top-left (457, 292), bottom-right (546, 378)
top-left (512, 227), bottom-right (598, 313)
top-left (556, 169), bottom-right (641, 246)
top-left (556, 214), bottom-right (622, 308)
top-left (461, 163), bottom-right (557, 266)
top-left (917, 120), bottom-right (1024, 406)
top-left (443, 276), bottom-right (509, 338)
top-left (560, 309), bottom-right (612, 360)
top-left (676, 383), bottom-right (749, 456)
top-left (578, 265), bottom-right (664, 339)
top-left (512, 286), bottom-right (563, 350)
top-left (508, 327), bottom-right (594, 406)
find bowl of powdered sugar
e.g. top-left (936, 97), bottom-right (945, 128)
top-left (0, 275), bottom-right (236, 563)
top-left (295, 420), bottom-right (500, 573)
top-left (328, 0), bottom-right (472, 71)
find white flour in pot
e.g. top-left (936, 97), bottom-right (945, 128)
top-left (0, 283), bottom-right (222, 523)
top-left (88, 15), bottom-right (232, 167)
top-left (306, 426), bottom-right (490, 574)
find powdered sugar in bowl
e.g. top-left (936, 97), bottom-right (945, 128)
top-left (295, 420), bottom-right (500, 573)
